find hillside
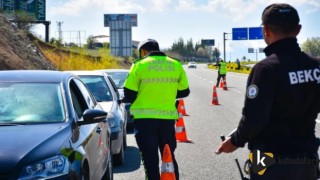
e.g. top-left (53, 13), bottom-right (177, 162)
top-left (0, 14), bottom-right (55, 70)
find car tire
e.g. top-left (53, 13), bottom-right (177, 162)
top-left (113, 144), bottom-right (124, 166)
top-left (102, 149), bottom-right (113, 180)
top-left (123, 127), bottom-right (127, 150)
top-left (81, 164), bottom-right (90, 180)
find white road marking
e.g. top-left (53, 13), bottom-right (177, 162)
top-left (232, 89), bottom-right (242, 94)
top-left (209, 81), bottom-right (214, 84)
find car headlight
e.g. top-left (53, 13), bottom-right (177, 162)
top-left (107, 113), bottom-right (119, 128)
top-left (18, 155), bottom-right (69, 180)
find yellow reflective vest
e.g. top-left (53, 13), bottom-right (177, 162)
top-left (124, 52), bottom-right (189, 119)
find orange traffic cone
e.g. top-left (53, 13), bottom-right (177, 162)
top-left (175, 113), bottom-right (192, 143)
top-left (223, 77), bottom-right (228, 90)
top-left (211, 86), bottom-right (220, 105)
top-left (178, 99), bottom-right (188, 116)
top-left (219, 79), bottom-right (224, 88)
top-left (161, 144), bottom-right (176, 180)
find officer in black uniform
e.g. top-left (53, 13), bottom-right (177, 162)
top-left (216, 3), bottom-right (320, 180)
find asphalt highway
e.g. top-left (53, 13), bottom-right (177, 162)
top-left (114, 63), bottom-right (320, 180)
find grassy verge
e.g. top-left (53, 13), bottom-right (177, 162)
top-left (30, 35), bottom-right (131, 70)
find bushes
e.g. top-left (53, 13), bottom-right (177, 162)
top-left (207, 62), bottom-right (253, 74)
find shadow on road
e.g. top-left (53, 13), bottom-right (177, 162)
top-left (113, 146), bottom-right (141, 173)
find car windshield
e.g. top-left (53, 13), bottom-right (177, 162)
top-left (106, 72), bottom-right (128, 88)
top-left (79, 76), bottom-right (113, 102)
top-left (0, 83), bottom-right (65, 124)
top-left (189, 62), bottom-right (196, 65)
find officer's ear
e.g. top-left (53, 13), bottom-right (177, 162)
top-left (140, 49), bottom-right (147, 58)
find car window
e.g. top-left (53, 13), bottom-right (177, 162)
top-left (0, 82), bottom-right (65, 123)
top-left (70, 79), bottom-right (95, 119)
top-left (106, 76), bottom-right (120, 100)
top-left (106, 72), bottom-right (128, 88)
top-left (78, 75), bottom-right (113, 102)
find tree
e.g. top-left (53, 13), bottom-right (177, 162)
top-left (186, 38), bottom-right (195, 56)
top-left (242, 56), bottom-right (247, 61)
top-left (13, 11), bottom-right (36, 31)
top-left (171, 37), bottom-right (186, 55)
top-left (86, 35), bottom-right (96, 49)
top-left (49, 37), bottom-right (62, 47)
top-left (301, 37), bottom-right (320, 57)
top-left (196, 47), bottom-right (206, 57)
top-left (212, 48), bottom-right (221, 62)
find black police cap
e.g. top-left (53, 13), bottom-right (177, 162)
top-left (262, 3), bottom-right (300, 27)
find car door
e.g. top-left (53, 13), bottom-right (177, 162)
top-left (106, 76), bottom-right (126, 127)
top-left (70, 78), bottom-right (108, 179)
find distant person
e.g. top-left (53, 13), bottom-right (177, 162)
top-left (214, 59), bottom-right (227, 87)
top-left (216, 3), bottom-right (320, 180)
top-left (236, 58), bottom-right (241, 70)
top-left (123, 39), bottom-right (190, 180)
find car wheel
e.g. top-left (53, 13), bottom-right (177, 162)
top-left (123, 127), bottom-right (127, 150)
top-left (81, 164), bottom-right (90, 180)
top-left (102, 149), bottom-right (113, 180)
top-left (113, 144), bottom-right (124, 166)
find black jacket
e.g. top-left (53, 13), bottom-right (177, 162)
top-left (231, 38), bottom-right (320, 154)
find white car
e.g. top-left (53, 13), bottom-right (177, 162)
top-left (187, 62), bottom-right (197, 68)
top-left (67, 71), bottom-right (127, 166)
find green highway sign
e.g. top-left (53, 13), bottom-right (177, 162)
top-left (2, 0), bottom-right (46, 21)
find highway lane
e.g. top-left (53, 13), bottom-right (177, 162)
top-left (114, 63), bottom-right (320, 180)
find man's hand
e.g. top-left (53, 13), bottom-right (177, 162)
top-left (215, 137), bottom-right (238, 154)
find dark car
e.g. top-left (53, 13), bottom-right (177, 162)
top-left (98, 69), bottom-right (133, 129)
top-left (68, 71), bottom-right (127, 165)
top-left (0, 70), bottom-right (113, 180)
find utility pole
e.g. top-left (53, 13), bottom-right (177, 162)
top-left (223, 32), bottom-right (230, 61)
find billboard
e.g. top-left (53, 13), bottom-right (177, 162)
top-left (2, 0), bottom-right (46, 21)
top-left (104, 14), bottom-right (137, 27)
top-left (201, 39), bottom-right (215, 46)
top-left (110, 21), bottom-right (133, 56)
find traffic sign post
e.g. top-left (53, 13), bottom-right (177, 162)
top-left (201, 39), bottom-right (215, 46)
top-left (232, 27), bottom-right (263, 40)
top-left (232, 28), bottom-right (248, 40)
top-left (249, 27), bottom-right (263, 40)
top-left (248, 47), bottom-right (265, 61)
top-left (223, 32), bottom-right (231, 62)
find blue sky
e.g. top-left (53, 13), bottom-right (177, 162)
top-left (34, 0), bottom-right (320, 61)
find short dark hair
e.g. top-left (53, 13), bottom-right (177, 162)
top-left (262, 3), bottom-right (300, 34)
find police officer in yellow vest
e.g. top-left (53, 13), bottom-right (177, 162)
top-left (123, 39), bottom-right (190, 180)
top-left (215, 59), bottom-right (227, 87)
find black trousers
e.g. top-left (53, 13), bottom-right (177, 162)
top-left (216, 73), bottom-right (226, 87)
top-left (250, 155), bottom-right (319, 180)
top-left (134, 119), bottom-right (179, 180)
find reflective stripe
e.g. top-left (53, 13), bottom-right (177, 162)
top-left (161, 162), bottom-right (175, 173)
top-left (140, 77), bottom-right (179, 84)
top-left (176, 126), bottom-right (184, 133)
top-left (131, 109), bottom-right (178, 117)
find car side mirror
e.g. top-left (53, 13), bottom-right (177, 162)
top-left (78, 109), bottom-right (107, 126)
